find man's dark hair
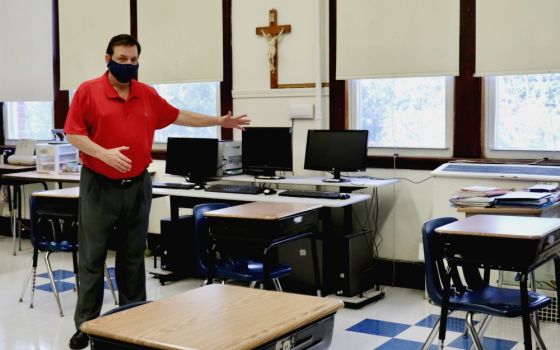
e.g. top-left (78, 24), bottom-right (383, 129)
top-left (106, 34), bottom-right (141, 56)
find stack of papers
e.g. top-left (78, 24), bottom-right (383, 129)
top-left (449, 186), bottom-right (512, 208)
top-left (494, 191), bottom-right (553, 207)
top-left (528, 183), bottom-right (559, 192)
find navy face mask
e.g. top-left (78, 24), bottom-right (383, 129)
top-left (107, 60), bottom-right (139, 84)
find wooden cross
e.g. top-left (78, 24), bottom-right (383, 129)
top-left (256, 9), bottom-right (291, 89)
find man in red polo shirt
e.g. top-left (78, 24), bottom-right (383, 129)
top-left (65, 34), bottom-right (249, 349)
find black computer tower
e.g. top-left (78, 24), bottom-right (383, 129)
top-left (160, 215), bottom-right (196, 276)
top-left (277, 236), bottom-right (325, 295)
top-left (331, 231), bottom-right (376, 297)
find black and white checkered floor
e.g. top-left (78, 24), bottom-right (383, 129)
top-left (1, 237), bottom-right (559, 349)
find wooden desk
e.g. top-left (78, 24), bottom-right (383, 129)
top-left (81, 284), bottom-right (344, 350)
top-left (32, 186), bottom-right (79, 198)
top-left (0, 167), bottom-right (48, 255)
top-left (205, 202), bottom-right (322, 292)
top-left (0, 164), bottom-right (36, 174)
top-left (3, 170), bottom-right (80, 184)
top-left (436, 215), bottom-right (560, 350)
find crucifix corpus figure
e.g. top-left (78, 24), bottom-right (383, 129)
top-left (261, 27), bottom-right (285, 74)
top-left (256, 9), bottom-right (291, 88)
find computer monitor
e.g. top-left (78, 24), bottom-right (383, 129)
top-left (242, 127), bottom-right (293, 179)
top-left (304, 130), bottom-right (368, 183)
top-left (165, 137), bottom-right (218, 186)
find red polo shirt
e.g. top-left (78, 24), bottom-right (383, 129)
top-left (64, 72), bottom-right (179, 179)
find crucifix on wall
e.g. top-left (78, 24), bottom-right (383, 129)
top-left (256, 9), bottom-right (291, 89)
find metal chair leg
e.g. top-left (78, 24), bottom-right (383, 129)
top-left (466, 312), bottom-right (483, 350)
top-left (18, 259), bottom-right (34, 302)
top-left (104, 264), bottom-right (118, 305)
top-left (421, 318), bottom-right (440, 350)
top-left (29, 265), bottom-right (37, 309)
top-left (249, 281), bottom-right (257, 288)
top-left (45, 251), bottom-right (64, 317)
top-left (468, 314), bottom-right (492, 350)
top-left (272, 278), bottom-right (283, 292)
top-left (530, 316), bottom-right (547, 350)
top-left (11, 203), bottom-right (17, 256)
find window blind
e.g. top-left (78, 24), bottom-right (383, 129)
top-left (58, 0), bottom-right (130, 90)
top-left (476, 0), bottom-right (560, 76)
top-left (137, 0), bottom-right (223, 84)
top-left (336, 0), bottom-right (459, 80)
top-left (0, 0), bottom-right (53, 101)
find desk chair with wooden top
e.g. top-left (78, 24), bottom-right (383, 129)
top-left (19, 194), bottom-right (117, 317)
top-left (193, 203), bottom-right (293, 291)
top-left (422, 217), bottom-right (551, 350)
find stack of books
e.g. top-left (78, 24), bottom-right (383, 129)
top-left (449, 186), bottom-right (511, 208)
top-left (493, 191), bottom-right (556, 208)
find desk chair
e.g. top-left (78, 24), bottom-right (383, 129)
top-left (422, 217), bottom-right (551, 350)
top-left (19, 196), bottom-right (117, 317)
top-left (193, 203), bottom-right (292, 291)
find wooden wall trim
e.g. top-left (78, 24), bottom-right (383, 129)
top-left (220, 0), bottom-right (233, 141)
top-left (453, 0), bottom-right (482, 159)
top-left (52, 0), bottom-right (69, 129)
top-left (328, 0), bottom-right (346, 131)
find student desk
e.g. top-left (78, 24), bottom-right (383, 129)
top-left (81, 284), bottom-right (344, 350)
top-left (0, 166), bottom-right (47, 255)
top-left (204, 202), bottom-right (322, 291)
top-left (436, 215), bottom-right (560, 350)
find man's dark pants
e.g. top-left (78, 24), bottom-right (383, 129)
top-left (74, 166), bottom-right (152, 330)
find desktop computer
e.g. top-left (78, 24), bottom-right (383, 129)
top-left (217, 140), bottom-right (242, 176)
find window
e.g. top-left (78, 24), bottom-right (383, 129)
top-left (152, 82), bottom-right (219, 143)
top-left (3, 102), bottom-right (53, 141)
top-left (486, 74), bottom-right (560, 159)
top-left (351, 77), bottom-right (453, 157)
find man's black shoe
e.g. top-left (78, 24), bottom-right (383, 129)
top-left (69, 330), bottom-right (89, 349)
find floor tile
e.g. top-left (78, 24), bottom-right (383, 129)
top-left (346, 319), bottom-right (410, 337)
top-left (448, 335), bottom-right (517, 350)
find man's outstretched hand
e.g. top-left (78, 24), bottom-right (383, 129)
top-left (219, 111), bottom-right (250, 130)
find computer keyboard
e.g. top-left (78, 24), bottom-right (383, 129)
top-left (205, 184), bottom-right (264, 195)
top-left (278, 190), bottom-right (349, 200)
top-left (152, 182), bottom-right (195, 190)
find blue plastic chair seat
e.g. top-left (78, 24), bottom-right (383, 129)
top-left (37, 240), bottom-right (77, 252)
top-left (216, 259), bottom-right (292, 281)
top-left (449, 285), bottom-right (550, 317)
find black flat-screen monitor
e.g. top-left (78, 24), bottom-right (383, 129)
top-left (242, 127), bottom-right (293, 179)
top-left (166, 137), bottom-right (218, 186)
top-left (304, 130), bottom-right (368, 183)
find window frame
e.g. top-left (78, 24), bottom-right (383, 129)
top-left (348, 77), bottom-right (454, 158)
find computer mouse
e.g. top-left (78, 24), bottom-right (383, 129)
top-left (338, 193), bottom-right (350, 200)
top-left (263, 188), bottom-right (277, 195)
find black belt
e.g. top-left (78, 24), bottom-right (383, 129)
top-left (89, 168), bottom-right (146, 187)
